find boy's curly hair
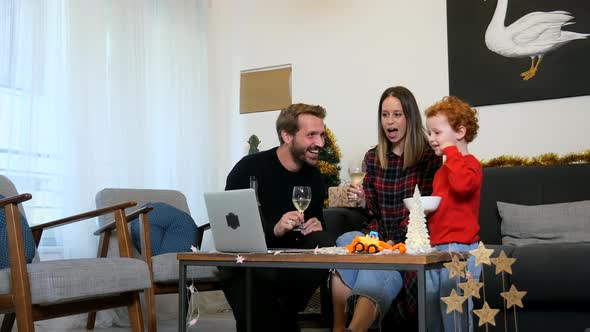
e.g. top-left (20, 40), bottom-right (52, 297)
top-left (425, 96), bottom-right (479, 143)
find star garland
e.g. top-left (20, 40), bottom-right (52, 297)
top-left (186, 283), bottom-right (200, 327)
top-left (490, 250), bottom-right (516, 275)
top-left (458, 276), bottom-right (484, 299)
top-left (473, 301), bottom-right (499, 327)
top-left (469, 241), bottom-right (494, 266)
top-left (500, 285), bottom-right (527, 309)
top-left (438, 244), bottom-right (527, 331)
top-left (443, 255), bottom-right (467, 278)
top-left (441, 289), bottom-right (467, 314)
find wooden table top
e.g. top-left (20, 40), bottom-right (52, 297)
top-left (177, 250), bottom-right (460, 266)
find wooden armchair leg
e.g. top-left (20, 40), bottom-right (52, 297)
top-left (86, 311), bottom-right (97, 329)
top-left (14, 309), bottom-right (34, 332)
top-left (144, 287), bottom-right (157, 332)
top-left (87, 227), bottom-right (109, 329)
top-left (127, 292), bottom-right (145, 332)
top-left (0, 313), bottom-right (16, 332)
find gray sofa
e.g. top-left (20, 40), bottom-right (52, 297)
top-left (325, 163), bottom-right (590, 331)
top-left (475, 163), bottom-right (590, 331)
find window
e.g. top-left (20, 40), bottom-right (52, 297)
top-left (0, 0), bottom-right (65, 260)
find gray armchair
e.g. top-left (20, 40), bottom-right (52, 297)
top-left (0, 175), bottom-right (150, 332)
top-left (89, 188), bottom-right (221, 332)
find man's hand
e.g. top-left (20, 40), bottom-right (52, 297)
top-left (301, 217), bottom-right (323, 235)
top-left (273, 211), bottom-right (304, 237)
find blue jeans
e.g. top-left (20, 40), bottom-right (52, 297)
top-left (334, 231), bottom-right (403, 326)
top-left (426, 242), bottom-right (481, 332)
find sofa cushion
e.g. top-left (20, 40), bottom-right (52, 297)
top-left (0, 194), bottom-right (37, 268)
top-left (479, 164), bottom-right (590, 245)
top-left (151, 252), bottom-right (219, 283)
top-left (510, 243), bottom-right (590, 303)
top-left (95, 188), bottom-right (190, 227)
top-left (498, 200), bottom-right (590, 246)
top-left (129, 202), bottom-right (198, 256)
top-left (0, 258), bottom-right (150, 304)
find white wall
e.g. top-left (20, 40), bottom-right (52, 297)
top-left (205, 0), bottom-right (589, 190)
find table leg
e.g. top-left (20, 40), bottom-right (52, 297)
top-left (179, 261), bottom-right (187, 332)
top-left (246, 267), bottom-right (252, 332)
top-left (417, 266), bottom-right (426, 332)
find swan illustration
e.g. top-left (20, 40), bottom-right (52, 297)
top-left (485, 0), bottom-right (589, 80)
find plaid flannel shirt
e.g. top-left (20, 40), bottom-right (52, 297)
top-left (361, 146), bottom-right (441, 323)
top-left (362, 147), bottom-right (440, 242)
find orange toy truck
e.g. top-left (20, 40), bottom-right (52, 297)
top-left (345, 231), bottom-right (406, 254)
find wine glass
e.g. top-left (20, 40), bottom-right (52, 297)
top-left (347, 159), bottom-right (366, 206)
top-left (292, 186), bottom-right (311, 231)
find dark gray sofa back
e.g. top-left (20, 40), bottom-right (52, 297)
top-left (479, 163), bottom-right (590, 245)
top-left (324, 207), bottom-right (367, 238)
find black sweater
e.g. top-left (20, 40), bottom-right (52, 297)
top-left (225, 147), bottom-right (325, 248)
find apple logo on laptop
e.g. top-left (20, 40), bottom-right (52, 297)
top-left (226, 212), bottom-right (240, 229)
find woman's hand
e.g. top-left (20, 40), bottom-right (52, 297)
top-left (347, 183), bottom-right (365, 207)
top-left (274, 211), bottom-right (304, 237)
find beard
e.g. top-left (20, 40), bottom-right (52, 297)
top-left (289, 139), bottom-right (318, 166)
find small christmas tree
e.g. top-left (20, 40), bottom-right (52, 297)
top-left (317, 127), bottom-right (342, 205)
top-left (405, 185), bottom-right (434, 254)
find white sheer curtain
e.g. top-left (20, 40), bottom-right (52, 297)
top-left (2, 0), bottom-right (210, 327)
top-left (1, 0), bottom-right (210, 261)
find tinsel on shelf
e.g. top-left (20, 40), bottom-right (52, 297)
top-left (480, 149), bottom-right (590, 168)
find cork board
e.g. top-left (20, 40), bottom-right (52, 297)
top-left (240, 64), bottom-right (292, 114)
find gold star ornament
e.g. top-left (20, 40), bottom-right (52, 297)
top-left (501, 284), bottom-right (527, 308)
top-left (469, 241), bottom-right (494, 266)
top-left (490, 250), bottom-right (517, 275)
top-left (458, 276), bottom-right (484, 299)
top-left (473, 301), bottom-right (500, 326)
top-left (441, 289), bottom-right (467, 314)
top-left (443, 255), bottom-right (467, 278)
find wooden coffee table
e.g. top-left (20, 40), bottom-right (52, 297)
top-left (177, 251), bottom-right (458, 332)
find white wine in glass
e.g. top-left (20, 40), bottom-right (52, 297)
top-left (348, 159), bottom-right (366, 205)
top-left (292, 186), bottom-right (311, 231)
top-left (349, 171), bottom-right (366, 186)
top-left (348, 159), bottom-right (366, 185)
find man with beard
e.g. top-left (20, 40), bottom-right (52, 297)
top-left (221, 103), bottom-right (336, 332)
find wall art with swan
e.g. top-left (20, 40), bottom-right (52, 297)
top-left (447, 0), bottom-right (590, 106)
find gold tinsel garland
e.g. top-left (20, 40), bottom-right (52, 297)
top-left (317, 160), bottom-right (339, 177)
top-left (480, 149), bottom-right (590, 168)
top-left (325, 128), bottom-right (342, 160)
top-left (320, 127), bottom-right (342, 207)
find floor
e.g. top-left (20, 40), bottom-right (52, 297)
top-left (4, 289), bottom-right (330, 331)
top-left (32, 311), bottom-right (330, 332)
top-left (48, 312), bottom-right (237, 332)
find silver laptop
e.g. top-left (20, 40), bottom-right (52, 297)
top-left (204, 189), bottom-right (268, 253)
